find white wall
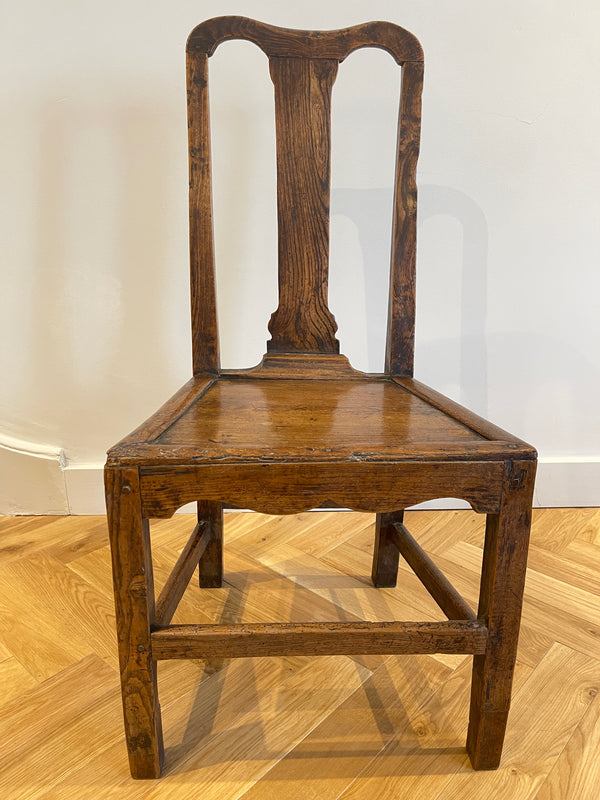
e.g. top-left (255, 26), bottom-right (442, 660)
top-left (1, 1), bottom-right (599, 513)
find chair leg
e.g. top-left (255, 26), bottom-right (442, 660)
top-left (371, 511), bottom-right (403, 587)
top-left (466, 460), bottom-right (536, 769)
top-left (197, 501), bottom-right (223, 588)
top-left (105, 467), bottom-right (164, 779)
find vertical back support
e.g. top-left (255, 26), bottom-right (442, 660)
top-left (188, 51), bottom-right (219, 374)
top-left (186, 17), bottom-right (424, 374)
top-left (267, 56), bottom-right (340, 354)
top-left (387, 61), bottom-right (423, 376)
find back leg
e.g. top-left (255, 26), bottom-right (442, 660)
top-left (371, 511), bottom-right (403, 587)
top-left (197, 501), bottom-right (224, 588)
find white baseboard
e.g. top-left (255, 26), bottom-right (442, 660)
top-left (1, 447), bottom-right (599, 515)
top-left (0, 438), bottom-right (68, 515)
top-left (533, 457), bottom-right (600, 508)
top-left (63, 464), bottom-right (106, 515)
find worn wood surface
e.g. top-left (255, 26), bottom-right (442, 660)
top-left (225, 352), bottom-right (362, 379)
top-left (187, 16), bottom-right (424, 63)
top-left (394, 376), bottom-right (536, 447)
top-left (196, 501), bottom-right (223, 588)
top-left (114, 439), bottom-right (527, 470)
top-left (154, 521), bottom-right (209, 626)
top-left (103, 14), bottom-right (538, 780)
top-left (390, 521), bottom-right (477, 620)
top-left (105, 468), bottom-right (163, 778)
top-left (184, 15), bottom-right (424, 369)
top-left (107, 376), bottom-right (536, 467)
top-left (155, 378), bottom-right (486, 460)
top-left (386, 60), bottom-right (423, 376)
top-left (187, 51), bottom-right (219, 374)
top-left (467, 460), bottom-right (537, 769)
top-left (0, 509), bottom-right (598, 799)
top-left (267, 56), bottom-right (340, 354)
top-left (151, 620), bottom-right (488, 659)
top-left (371, 511), bottom-right (403, 587)
top-left (137, 461), bottom-right (506, 518)
top-left (113, 375), bottom-right (215, 448)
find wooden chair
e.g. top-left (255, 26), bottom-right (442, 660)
top-left (105, 16), bottom-right (537, 779)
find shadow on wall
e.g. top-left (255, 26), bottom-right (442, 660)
top-left (14, 97), bottom-right (189, 459)
top-left (212, 101), bottom-right (278, 369)
top-left (331, 183), bottom-right (600, 454)
top-left (8, 95), bottom-right (597, 467)
top-left (331, 183), bottom-right (489, 417)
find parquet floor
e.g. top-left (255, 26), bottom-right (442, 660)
top-left (0, 508), bottom-right (598, 799)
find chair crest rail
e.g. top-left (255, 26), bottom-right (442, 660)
top-left (186, 16), bottom-right (424, 64)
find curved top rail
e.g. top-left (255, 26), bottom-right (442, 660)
top-left (187, 16), bottom-right (423, 64)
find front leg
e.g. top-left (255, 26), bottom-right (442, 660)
top-left (105, 466), bottom-right (164, 779)
top-left (467, 460), bottom-right (536, 769)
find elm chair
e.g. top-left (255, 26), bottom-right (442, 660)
top-left (105, 16), bottom-right (537, 779)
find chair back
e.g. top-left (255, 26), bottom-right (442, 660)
top-left (186, 16), bottom-right (423, 376)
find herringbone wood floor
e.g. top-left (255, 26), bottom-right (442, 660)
top-left (0, 508), bottom-right (598, 799)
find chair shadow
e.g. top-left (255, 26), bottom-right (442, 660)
top-left (161, 528), bottom-right (465, 775)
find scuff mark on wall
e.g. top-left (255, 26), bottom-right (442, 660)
top-left (0, 435), bottom-right (69, 515)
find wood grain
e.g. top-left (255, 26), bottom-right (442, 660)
top-left (138, 461), bottom-right (506, 518)
top-left (155, 378), bottom-right (482, 450)
top-left (38, 655), bottom-right (309, 799)
top-left (0, 551), bottom-right (118, 670)
top-left (187, 16), bottom-right (424, 63)
top-left (154, 521), bottom-right (209, 626)
top-left (0, 657), bottom-right (37, 706)
top-left (105, 467), bottom-right (163, 778)
top-left (197, 500), bottom-right (223, 588)
top-left (0, 653), bottom-right (119, 800)
top-left (139, 657), bottom-right (372, 800)
top-left (390, 522), bottom-right (476, 620)
top-left (252, 538), bottom-right (445, 623)
top-left (113, 375), bottom-right (215, 447)
top-left (101, 13), bottom-right (538, 780)
top-left (0, 514), bottom-right (108, 565)
top-left (394, 377), bottom-right (536, 450)
top-left (467, 460), bottom-right (536, 769)
top-left (535, 691), bottom-right (600, 800)
top-left (441, 540), bottom-right (600, 661)
top-left (431, 644), bottom-right (600, 800)
top-left (335, 657), bottom-right (493, 799)
top-left (151, 620), bottom-right (488, 659)
top-left (371, 511), bottom-right (403, 587)
top-left (187, 50), bottom-right (219, 374)
top-left (386, 60), bottom-right (423, 375)
top-left (0, 509), bottom-right (598, 797)
top-left (267, 56), bottom-right (339, 354)
top-left (239, 653), bottom-right (451, 800)
top-left (226, 352), bottom-right (362, 379)
top-left (0, 572), bottom-right (95, 682)
top-left (183, 16), bottom-right (424, 366)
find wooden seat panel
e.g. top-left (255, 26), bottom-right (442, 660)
top-left (155, 378), bottom-right (483, 460)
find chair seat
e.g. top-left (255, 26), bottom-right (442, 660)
top-left (108, 373), bottom-right (532, 467)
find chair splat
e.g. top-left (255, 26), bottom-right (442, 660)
top-left (267, 56), bottom-right (340, 354)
